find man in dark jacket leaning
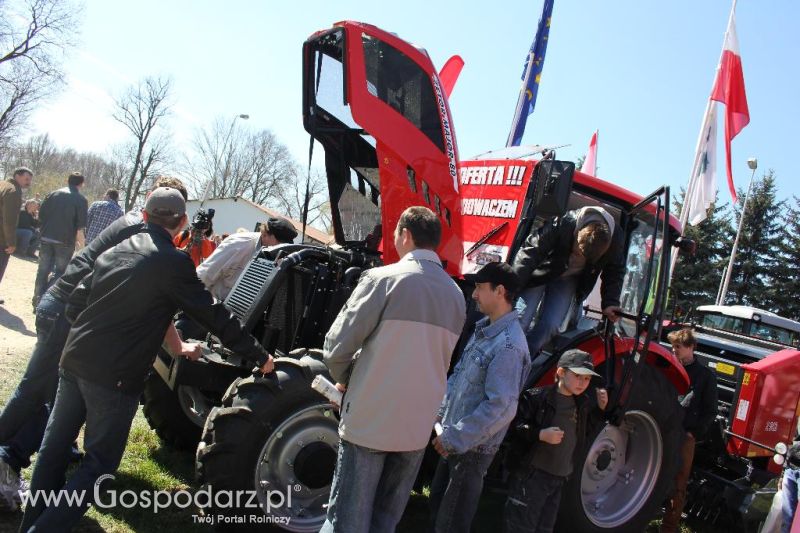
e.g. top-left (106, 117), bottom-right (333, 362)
top-left (19, 188), bottom-right (274, 532)
top-left (511, 206), bottom-right (626, 357)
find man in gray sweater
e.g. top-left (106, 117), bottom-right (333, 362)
top-left (321, 206), bottom-right (466, 533)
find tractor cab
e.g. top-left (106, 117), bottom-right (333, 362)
top-left (302, 21), bottom-right (462, 274)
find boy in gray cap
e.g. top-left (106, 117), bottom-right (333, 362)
top-left (503, 349), bottom-right (608, 533)
top-left (20, 188), bottom-right (274, 532)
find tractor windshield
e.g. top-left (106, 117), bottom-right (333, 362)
top-left (619, 187), bottom-right (670, 349)
top-left (619, 214), bottom-right (664, 325)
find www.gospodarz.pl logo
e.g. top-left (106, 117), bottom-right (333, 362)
top-left (18, 474), bottom-right (296, 525)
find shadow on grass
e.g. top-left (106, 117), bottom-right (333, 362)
top-left (0, 306), bottom-right (35, 337)
top-left (89, 469), bottom-right (207, 533)
top-left (0, 509), bottom-right (107, 532)
top-left (147, 444), bottom-right (197, 485)
top-left (397, 487), bottom-right (506, 533)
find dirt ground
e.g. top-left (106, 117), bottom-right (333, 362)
top-left (0, 255), bottom-right (38, 399)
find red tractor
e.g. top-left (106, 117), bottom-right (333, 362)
top-left (143, 20), bottom-right (796, 532)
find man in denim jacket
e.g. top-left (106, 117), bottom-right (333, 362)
top-left (430, 262), bottom-right (531, 532)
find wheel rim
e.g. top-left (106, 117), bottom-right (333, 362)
top-left (581, 410), bottom-right (663, 528)
top-left (177, 386), bottom-right (215, 427)
top-left (254, 404), bottom-right (339, 532)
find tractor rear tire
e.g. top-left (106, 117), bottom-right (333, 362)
top-left (196, 354), bottom-right (337, 532)
top-left (556, 363), bottom-right (684, 533)
top-left (142, 372), bottom-right (205, 451)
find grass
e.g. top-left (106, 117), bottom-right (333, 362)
top-left (0, 347), bottom-right (207, 533)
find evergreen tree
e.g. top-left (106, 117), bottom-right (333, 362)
top-left (670, 190), bottom-right (733, 313)
top-left (771, 196), bottom-right (800, 320)
top-left (724, 171), bottom-right (786, 309)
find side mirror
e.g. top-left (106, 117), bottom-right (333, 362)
top-left (675, 236), bottom-right (697, 256)
top-left (530, 160), bottom-right (574, 219)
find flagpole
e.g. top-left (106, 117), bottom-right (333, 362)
top-left (669, 0), bottom-right (738, 281)
top-left (717, 158), bottom-right (757, 305)
top-left (506, 53), bottom-right (535, 147)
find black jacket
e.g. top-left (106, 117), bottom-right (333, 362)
top-left (506, 384), bottom-right (603, 475)
top-left (61, 224), bottom-right (269, 394)
top-left (38, 186), bottom-right (88, 245)
top-left (49, 211), bottom-right (145, 302)
top-left (17, 210), bottom-right (38, 230)
top-left (681, 361), bottom-right (718, 439)
top-left (511, 210), bottom-right (626, 309)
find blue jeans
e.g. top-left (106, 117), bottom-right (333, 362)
top-left (515, 277), bottom-right (578, 357)
top-left (429, 451), bottom-right (495, 532)
top-left (20, 369), bottom-right (139, 532)
top-left (0, 293), bottom-right (70, 473)
top-left (320, 440), bottom-right (425, 533)
top-left (34, 242), bottom-right (73, 299)
top-left (783, 468), bottom-right (800, 533)
top-left (504, 469), bottom-right (566, 533)
top-left (15, 229), bottom-right (39, 256)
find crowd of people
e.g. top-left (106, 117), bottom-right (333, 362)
top-left (0, 168), bottom-right (722, 533)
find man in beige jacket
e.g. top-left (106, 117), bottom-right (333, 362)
top-left (321, 206), bottom-right (466, 533)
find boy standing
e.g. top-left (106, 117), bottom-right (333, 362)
top-left (504, 349), bottom-right (608, 533)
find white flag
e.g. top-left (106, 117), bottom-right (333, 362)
top-left (685, 103), bottom-right (718, 225)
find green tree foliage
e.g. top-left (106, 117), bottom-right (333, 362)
top-left (670, 190), bottom-right (733, 314)
top-left (724, 171), bottom-right (786, 310)
top-left (771, 195), bottom-right (800, 320)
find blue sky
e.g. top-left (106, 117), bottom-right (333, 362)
top-left (30, 0), bottom-right (800, 208)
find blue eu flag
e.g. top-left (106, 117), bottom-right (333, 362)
top-left (506, 0), bottom-right (554, 147)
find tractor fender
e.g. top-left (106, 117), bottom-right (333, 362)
top-left (576, 336), bottom-right (690, 395)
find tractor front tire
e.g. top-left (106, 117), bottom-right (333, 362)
top-left (196, 355), bottom-right (337, 532)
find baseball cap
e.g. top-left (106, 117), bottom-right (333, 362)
top-left (557, 349), bottom-right (601, 377)
top-left (266, 217), bottom-right (298, 243)
top-left (144, 187), bottom-right (186, 218)
top-left (464, 262), bottom-right (520, 293)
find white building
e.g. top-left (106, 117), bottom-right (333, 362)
top-left (185, 197), bottom-right (334, 246)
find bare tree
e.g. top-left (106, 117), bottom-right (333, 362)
top-left (277, 167), bottom-right (330, 231)
top-left (112, 76), bottom-right (172, 210)
top-left (1, 132), bottom-right (129, 200)
top-left (185, 117), bottom-right (297, 207)
top-left (0, 0), bottom-right (79, 149)
top-left (185, 116), bottom-right (250, 200)
top-left (244, 129), bottom-right (295, 205)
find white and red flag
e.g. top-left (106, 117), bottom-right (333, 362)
top-left (582, 130), bottom-right (598, 176)
top-left (710, 2), bottom-right (750, 203)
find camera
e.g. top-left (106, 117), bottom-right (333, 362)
top-left (192, 208), bottom-right (215, 232)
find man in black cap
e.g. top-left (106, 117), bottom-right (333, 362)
top-left (196, 217), bottom-right (297, 302)
top-left (504, 349), bottom-right (608, 533)
top-left (20, 188), bottom-right (274, 532)
top-left (429, 262), bottom-right (531, 532)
